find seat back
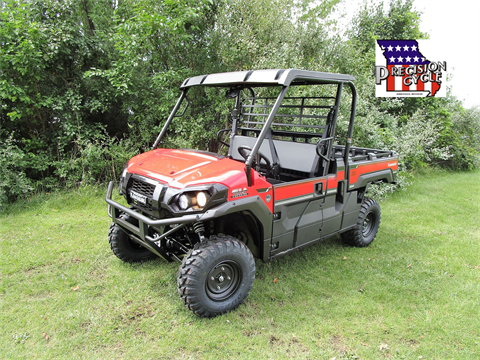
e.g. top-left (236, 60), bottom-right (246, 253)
top-left (230, 135), bottom-right (318, 176)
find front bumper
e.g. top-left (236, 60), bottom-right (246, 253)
top-left (106, 181), bottom-right (212, 261)
top-left (106, 181), bottom-right (274, 263)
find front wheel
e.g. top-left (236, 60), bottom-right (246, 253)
top-left (108, 213), bottom-right (156, 262)
top-left (341, 197), bottom-right (381, 247)
top-left (177, 235), bottom-right (255, 317)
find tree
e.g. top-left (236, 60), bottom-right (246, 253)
top-left (1, 0), bottom-right (478, 208)
top-left (0, 0), bottom-right (126, 197)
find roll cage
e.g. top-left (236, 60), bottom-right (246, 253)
top-left (152, 69), bottom-right (358, 186)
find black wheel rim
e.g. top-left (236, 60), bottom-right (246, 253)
top-left (362, 212), bottom-right (375, 238)
top-left (206, 260), bottom-right (242, 301)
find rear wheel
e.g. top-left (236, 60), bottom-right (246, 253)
top-left (108, 213), bottom-right (156, 262)
top-left (341, 197), bottom-right (381, 247)
top-left (177, 235), bottom-right (255, 317)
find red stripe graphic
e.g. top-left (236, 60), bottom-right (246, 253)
top-left (274, 178), bottom-right (324, 202)
top-left (430, 72), bottom-right (440, 97)
top-left (417, 67), bottom-right (425, 91)
top-left (402, 65), bottom-right (409, 91)
top-left (387, 65), bottom-right (395, 91)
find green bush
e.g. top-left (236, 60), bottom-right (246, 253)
top-left (1, 0), bottom-right (479, 208)
top-left (443, 107), bottom-right (480, 170)
top-left (52, 124), bottom-right (138, 188)
top-left (0, 134), bottom-right (33, 209)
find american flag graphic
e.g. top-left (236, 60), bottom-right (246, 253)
top-left (377, 40), bottom-right (440, 96)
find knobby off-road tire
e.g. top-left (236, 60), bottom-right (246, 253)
top-left (177, 235), bottom-right (255, 318)
top-left (108, 213), bottom-right (156, 263)
top-left (341, 197), bottom-right (381, 247)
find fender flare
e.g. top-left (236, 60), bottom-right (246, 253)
top-left (200, 197), bottom-right (273, 261)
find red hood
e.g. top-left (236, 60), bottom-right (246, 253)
top-left (127, 149), bottom-right (247, 189)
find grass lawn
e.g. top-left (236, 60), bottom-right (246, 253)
top-left (1, 170), bottom-right (479, 359)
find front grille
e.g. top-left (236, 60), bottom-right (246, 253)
top-left (131, 179), bottom-right (156, 197)
top-left (128, 178), bottom-right (158, 213)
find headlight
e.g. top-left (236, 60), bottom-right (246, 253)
top-left (171, 185), bottom-right (227, 213)
top-left (178, 194), bottom-right (191, 210)
top-left (176, 191), bottom-right (209, 211)
top-left (196, 191), bottom-right (207, 207)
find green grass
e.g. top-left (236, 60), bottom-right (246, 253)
top-left (1, 171), bottom-right (479, 359)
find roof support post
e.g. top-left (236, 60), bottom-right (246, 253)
top-left (343, 82), bottom-right (357, 181)
top-left (153, 89), bottom-right (188, 149)
top-left (245, 86), bottom-right (289, 186)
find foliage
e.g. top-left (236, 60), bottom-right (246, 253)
top-left (1, 0), bottom-right (479, 207)
top-left (0, 0), bottom-right (127, 204)
top-left (0, 132), bottom-right (33, 208)
top-left (213, 0), bottom-right (341, 71)
top-left (52, 125), bottom-right (138, 188)
top-left (349, 0), bottom-right (427, 53)
top-left (342, 0), bottom-right (479, 178)
top-left (85, 0), bottom-right (221, 149)
top-left (448, 106), bottom-right (480, 169)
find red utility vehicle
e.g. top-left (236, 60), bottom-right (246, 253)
top-left (106, 69), bottom-right (398, 317)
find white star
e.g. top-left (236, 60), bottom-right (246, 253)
top-left (413, 56), bottom-right (419, 62)
top-left (395, 45), bottom-right (401, 51)
top-left (398, 56), bottom-right (404, 62)
top-left (389, 56), bottom-right (396, 62)
top-left (406, 56), bottom-right (411, 62)
top-left (411, 45), bottom-right (417, 51)
top-left (403, 45), bottom-right (409, 51)
top-left (387, 45), bottom-right (394, 52)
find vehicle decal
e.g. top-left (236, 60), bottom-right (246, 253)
top-left (349, 160), bottom-right (398, 184)
top-left (129, 190), bottom-right (147, 205)
top-left (230, 187), bottom-right (249, 199)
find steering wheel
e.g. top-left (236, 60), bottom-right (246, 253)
top-left (238, 145), bottom-right (272, 173)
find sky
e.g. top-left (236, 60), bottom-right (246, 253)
top-left (414, 0), bottom-right (480, 108)
top-left (335, 0), bottom-right (480, 109)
